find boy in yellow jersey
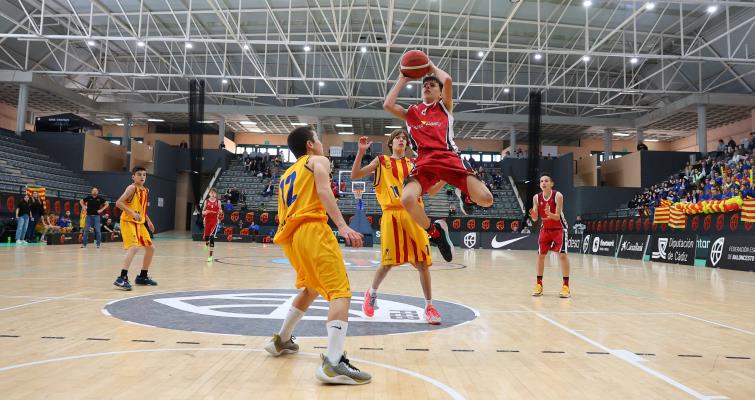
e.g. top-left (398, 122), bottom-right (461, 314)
top-left (113, 166), bottom-right (157, 290)
top-left (350, 130), bottom-right (444, 324)
top-left (264, 126), bottom-right (371, 385)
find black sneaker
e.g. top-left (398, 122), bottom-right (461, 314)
top-left (454, 188), bottom-right (475, 216)
top-left (134, 275), bottom-right (158, 286)
top-left (428, 220), bottom-right (453, 262)
top-left (114, 276), bottom-right (132, 291)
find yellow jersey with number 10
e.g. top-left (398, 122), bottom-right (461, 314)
top-left (373, 155), bottom-right (422, 210)
top-left (273, 156), bottom-right (328, 245)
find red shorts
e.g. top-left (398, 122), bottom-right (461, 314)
top-left (538, 228), bottom-right (567, 255)
top-left (409, 150), bottom-right (476, 193)
top-left (203, 214), bottom-right (220, 239)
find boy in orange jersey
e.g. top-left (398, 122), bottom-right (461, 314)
top-left (264, 126), bottom-right (371, 385)
top-left (113, 166), bottom-right (157, 290)
top-left (350, 130), bottom-right (444, 324)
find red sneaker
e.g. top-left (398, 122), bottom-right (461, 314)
top-left (424, 304), bottom-right (442, 325)
top-left (362, 290), bottom-right (377, 317)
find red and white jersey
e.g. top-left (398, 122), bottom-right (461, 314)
top-left (203, 198), bottom-right (220, 217)
top-left (537, 191), bottom-right (567, 230)
top-left (405, 101), bottom-right (457, 154)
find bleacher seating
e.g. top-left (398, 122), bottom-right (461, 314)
top-left (214, 156), bottom-right (524, 219)
top-left (0, 130), bottom-right (96, 199)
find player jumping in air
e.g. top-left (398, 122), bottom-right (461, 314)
top-left (383, 60), bottom-right (493, 262)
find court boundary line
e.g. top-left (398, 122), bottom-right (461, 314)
top-left (0, 348), bottom-right (465, 400)
top-left (0, 293), bottom-right (81, 312)
top-left (522, 305), bottom-right (726, 400)
top-left (677, 313), bottom-right (755, 336)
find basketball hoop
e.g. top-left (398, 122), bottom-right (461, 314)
top-left (354, 189), bottom-right (364, 200)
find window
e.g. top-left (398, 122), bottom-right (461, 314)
top-left (493, 154), bottom-right (501, 162)
top-left (482, 154), bottom-right (492, 162)
top-left (109, 139), bottom-right (122, 145)
top-left (471, 154), bottom-right (481, 162)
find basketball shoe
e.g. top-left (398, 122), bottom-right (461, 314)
top-left (315, 353), bottom-right (371, 385)
top-left (428, 220), bottom-right (453, 262)
top-left (532, 283), bottom-right (543, 296)
top-left (135, 275), bottom-right (158, 286)
top-left (454, 188), bottom-right (475, 216)
top-left (424, 304), bottom-right (441, 325)
top-left (113, 276), bottom-right (132, 291)
top-left (559, 285), bottom-right (571, 298)
top-left (264, 333), bottom-right (299, 356)
top-left (362, 290), bottom-right (377, 317)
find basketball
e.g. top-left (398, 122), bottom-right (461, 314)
top-left (400, 50), bottom-right (431, 79)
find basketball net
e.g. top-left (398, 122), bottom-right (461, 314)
top-left (354, 189), bottom-right (364, 211)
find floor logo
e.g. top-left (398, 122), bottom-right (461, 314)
top-left (104, 289), bottom-right (478, 337)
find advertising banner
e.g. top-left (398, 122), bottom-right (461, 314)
top-left (616, 235), bottom-right (649, 260)
top-left (704, 236), bottom-right (755, 271)
top-left (649, 235), bottom-right (696, 265)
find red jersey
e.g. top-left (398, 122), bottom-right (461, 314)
top-left (203, 198), bottom-right (220, 217)
top-left (537, 191), bottom-right (567, 230)
top-left (405, 101), bottom-right (457, 154)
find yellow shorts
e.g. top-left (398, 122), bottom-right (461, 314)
top-left (380, 209), bottom-right (432, 267)
top-left (281, 222), bottom-right (351, 301)
top-left (120, 221), bottom-right (153, 249)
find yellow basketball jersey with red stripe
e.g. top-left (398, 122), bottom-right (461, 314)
top-left (373, 155), bottom-right (423, 209)
top-left (119, 185), bottom-right (152, 249)
top-left (374, 155), bottom-right (432, 267)
top-left (120, 186), bottom-right (149, 224)
top-left (273, 156), bottom-right (328, 245)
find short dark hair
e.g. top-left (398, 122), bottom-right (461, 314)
top-left (387, 129), bottom-right (409, 152)
top-left (288, 126), bottom-right (315, 158)
top-left (539, 172), bottom-right (554, 181)
top-left (132, 166), bottom-right (146, 174)
top-left (209, 187), bottom-right (217, 194)
top-left (422, 75), bottom-right (444, 91)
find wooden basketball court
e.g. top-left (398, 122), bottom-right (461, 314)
top-left (0, 235), bottom-right (753, 399)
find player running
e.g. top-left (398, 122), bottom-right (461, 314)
top-left (202, 188), bottom-right (222, 263)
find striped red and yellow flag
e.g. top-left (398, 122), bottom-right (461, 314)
top-left (742, 198), bottom-right (755, 223)
top-left (654, 205), bottom-right (670, 224)
top-left (668, 203), bottom-right (687, 229)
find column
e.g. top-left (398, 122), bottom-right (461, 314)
top-left (509, 127), bottom-right (516, 156)
top-left (697, 104), bottom-right (707, 155)
top-left (218, 115), bottom-right (226, 149)
top-left (636, 127), bottom-right (644, 146)
top-left (16, 83), bottom-right (28, 135)
top-left (603, 128), bottom-right (612, 161)
top-left (124, 115), bottom-right (132, 170)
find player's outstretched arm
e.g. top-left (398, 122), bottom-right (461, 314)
top-left (383, 73), bottom-right (411, 121)
top-left (430, 61), bottom-right (453, 112)
top-left (351, 136), bottom-right (380, 180)
top-left (115, 184), bottom-right (139, 221)
top-left (311, 156), bottom-right (363, 247)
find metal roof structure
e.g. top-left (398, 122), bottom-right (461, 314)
top-left (0, 0), bottom-right (753, 142)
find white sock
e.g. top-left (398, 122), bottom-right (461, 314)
top-left (425, 299), bottom-right (432, 307)
top-left (369, 287), bottom-right (378, 295)
top-left (326, 320), bottom-right (348, 364)
top-left (278, 307), bottom-right (304, 342)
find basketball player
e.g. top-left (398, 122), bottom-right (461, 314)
top-left (350, 131), bottom-right (444, 324)
top-left (529, 173), bottom-right (570, 298)
top-left (113, 166), bottom-right (157, 290)
top-left (384, 61), bottom-right (494, 262)
top-left (264, 126), bottom-right (371, 385)
top-left (202, 188), bottom-right (222, 262)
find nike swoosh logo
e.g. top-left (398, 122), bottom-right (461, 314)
top-left (491, 235), bottom-right (529, 249)
top-left (332, 326), bottom-right (342, 330)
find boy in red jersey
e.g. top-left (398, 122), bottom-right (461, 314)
top-left (528, 173), bottom-right (571, 298)
top-left (202, 188), bottom-right (223, 263)
top-left (383, 61), bottom-right (493, 262)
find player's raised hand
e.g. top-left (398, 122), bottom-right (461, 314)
top-left (357, 136), bottom-right (372, 153)
top-left (339, 225), bottom-right (364, 248)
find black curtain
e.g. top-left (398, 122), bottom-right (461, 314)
top-left (188, 79), bottom-right (205, 207)
top-left (526, 91), bottom-right (542, 214)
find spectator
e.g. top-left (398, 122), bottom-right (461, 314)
top-left (102, 217), bottom-right (118, 233)
top-left (637, 141), bottom-right (649, 151)
top-left (572, 216), bottom-right (586, 235)
top-left (727, 137), bottom-right (736, 149)
top-left (448, 203), bottom-right (457, 216)
top-left (39, 213), bottom-right (61, 242)
top-left (14, 194), bottom-right (32, 244)
top-left (249, 222), bottom-right (260, 236)
top-left (179, 141), bottom-right (188, 148)
top-left (261, 180), bottom-right (275, 197)
top-left (80, 187), bottom-right (109, 248)
top-left (58, 210), bottom-right (73, 233)
top-left (229, 187), bottom-right (240, 204)
top-left (244, 157), bottom-right (253, 173)
top-left (26, 191), bottom-right (44, 243)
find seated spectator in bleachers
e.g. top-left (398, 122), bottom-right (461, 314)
top-left (249, 222), bottom-right (260, 236)
top-left (572, 216), bottom-right (586, 235)
top-left (39, 213), bottom-right (61, 241)
top-left (102, 217), bottom-right (118, 233)
top-left (57, 210), bottom-right (73, 232)
top-left (229, 187), bottom-right (240, 204)
top-left (223, 199), bottom-right (234, 213)
top-left (261, 180), bottom-right (274, 197)
top-left (448, 203), bottom-right (457, 216)
top-left (244, 157), bottom-right (252, 172)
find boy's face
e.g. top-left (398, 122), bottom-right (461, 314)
top-left (391, 133), bottom-right (407, 153)
top-left (539, 176), bottom-right (554, 191)
top-left (132, 170), bottom-right (147, 185)
top-left (422, 79), bottom-right (442, 103)
top-left (210, 191), bottom-right (217, 199)
top-left (308, 132), bottom-right (324, 156)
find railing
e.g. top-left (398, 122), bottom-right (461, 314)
top-left (581, 208), bottom-right (645, 220)
top-left (0, 184), bottom-right (111, 201)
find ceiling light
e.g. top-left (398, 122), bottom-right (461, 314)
top-left (645, 139), bottom-right (659, 142)
top-left (407, 84), bottom-right (413, 89)
top-left (503, 88), bottom-right (510, 93)
top-left (582, 55), bottom-right (591, 62)
top-left (147, 118), bottom-right (164, 122)
top-left (613, 132), bottom-right (630, 137)
top-left (87, 40), bottom-right (96, 46)
top-left (185, 42), bottom-right (193, 49)
top-left (338, 132), bottom-right (355, 135)
top-left (221, 79), bottom-right (228, 84)
top-left (630, 57), bottom-right (639, 64)
top-left (707, 5), bottom-right (718, 13)
top-left (385, 125), bottom-right (402, 129)
top-left (644, 2), bottom-right (655, 11)
top-left (199, 120), bottom-right (215, 124)
top-left (240, 121), bottom-right (257, 125)
top-left (583, 0), bottom-right (592, 7)
top-left (318, 81), bottom-right (325, 87)
top-left (533, 53), bottom-right (542, 60)
top-left (304, 45), bottom-right (311, 52)
top-left (137, 41), bottom-right (145, 47)
top-left (360, 46), bottom-right (367, 53)
top-left (292, 122), bottom-right (308, 126)
top-left (247, 128), bottom-right (265, 133)
top-left (104, 118), bottom-right (121, 122)
top-left (243, 44), bottom-right (249, 50)
top-left (477, 51), bottom-right (484, 58)
top-left (335, 124), bottom-right (353, 127)
top-left (116, 123), bottom-right (124, 126)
